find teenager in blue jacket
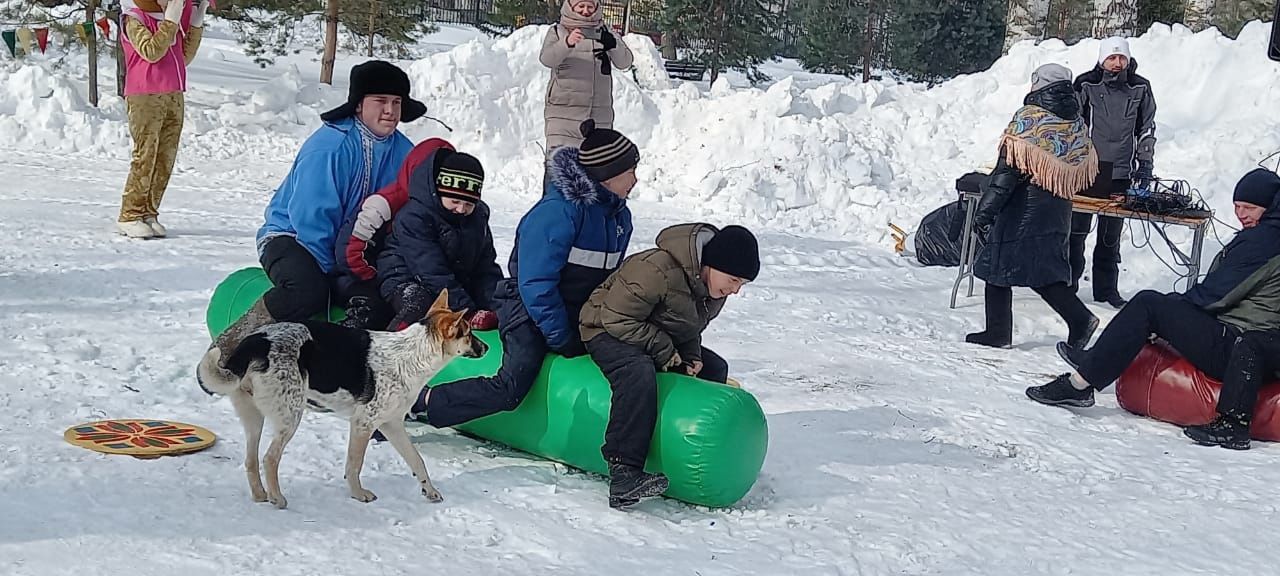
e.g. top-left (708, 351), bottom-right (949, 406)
top-left (210, 61), bottom-right (423, 360)
top-left (409, 121), bottom-right (638, 428)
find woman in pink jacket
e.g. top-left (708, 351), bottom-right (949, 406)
top-left (116, 0), bottom-right (208, 238)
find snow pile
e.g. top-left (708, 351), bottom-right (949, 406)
top-left (0, 20), bottom-right (1277, 243)
top-left (402, 21), bottom-right (1280, 244)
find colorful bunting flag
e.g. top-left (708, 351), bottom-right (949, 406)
top-left (2, 30), bottom-right (15, 58)
top-left (15, 27), bottom-right (34, 55)
top-left (96, 17), bottom-right (111, 40)
top-left (34, 28), bottom-right (48, 54)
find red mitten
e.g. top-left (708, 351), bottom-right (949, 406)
top-left (469, 310), bottom-right (498, 331)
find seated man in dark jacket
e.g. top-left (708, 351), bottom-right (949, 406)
top-left (375, 150), bottom-right (503, 330)
top-left (579, 223), bottom-right (759, 509)
top-left (1028, 168), bottom-right (1280, 449)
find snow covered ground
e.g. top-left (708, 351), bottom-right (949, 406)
top-left (2, 18), bottom-right (1280, 575)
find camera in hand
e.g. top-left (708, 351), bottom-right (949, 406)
top-left (579, 26), bottom-right (602, 40)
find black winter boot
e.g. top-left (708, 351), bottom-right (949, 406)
top-left (967, 285), bottom-right (1013, 348)
top-left (608, 461), bottom-right (668, 509)
top-left (1184, 413), bottom-right (1251, 450)
top-left (1026, 373), bottom-right (1095, 408)
top-left (1067, 314), bottom-right (1100, 352)
top-left (1056, 341), bottom-right (1087, 371)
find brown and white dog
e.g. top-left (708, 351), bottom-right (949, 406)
top-left (196, 289), bottom-right (487, 509)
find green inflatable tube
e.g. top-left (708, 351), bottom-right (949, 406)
top-left (206, 267), bottom-right (768, 508)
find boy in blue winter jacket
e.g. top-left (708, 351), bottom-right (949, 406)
top-left (211, 60), bottom-right (424, 360)
top-left (409, 120), bottom-right (638, 428)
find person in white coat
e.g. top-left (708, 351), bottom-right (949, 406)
top-left (540, 0), bottom-right (634, 154)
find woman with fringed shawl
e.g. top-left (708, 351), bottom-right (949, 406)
top-left (967, 63), bottom-right (1101, 352)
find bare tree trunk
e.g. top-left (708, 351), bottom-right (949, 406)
top-left (1183, 0), bottom-right (1215, 31)
top-left (861, 0), bottom-right (875, 82)
top-left (1092, 0), bottom-right (1137, 37)
top-left (367, 0), bottom-right (376, 57)
top-left (88, 0), bottom-right (100, 107)
top-left (322, 0), bottom-right (340, 84)
top-left (109, 4), bottom-right (125, 97)
top-left (1004, 0), bottom-right (1050, 51)
top-left (661, 29), bottom-right (677, 60)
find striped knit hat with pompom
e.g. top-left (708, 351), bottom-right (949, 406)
top-left (577, 119), bottom-right (640, 182)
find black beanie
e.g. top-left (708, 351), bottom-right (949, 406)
top-left (578, 119), bottom-right (640, 182)
top-left (436, 151), bottom-right (485, 203)
top-left (1233, 168), bottom-right (1280, 209)
top-left (320, 60), bottom-right (427, 124)
top-left (702, 225), bottom-right (760, 281)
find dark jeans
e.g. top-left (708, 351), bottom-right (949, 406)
top-left (1070, 212), bottom-right (1124, 299)
top-left (1078, 290), bottom-right (1240, 390)
top-left (260, 236), bottom-right (331, 322)
top-left (1217, 331), bottom-right (1280, 418)
top-left (423, 279), bottom-right (550, 428)
top-left (589, 333), bottom-right (729, 468)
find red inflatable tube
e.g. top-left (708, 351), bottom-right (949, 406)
top-left (1116, 343), bottom-right (1280, 441)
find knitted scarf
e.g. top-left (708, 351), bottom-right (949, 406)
top-left (999, 105), bottom-right (1099, 199)
top-left (560, 0), bottom-right (602, 31)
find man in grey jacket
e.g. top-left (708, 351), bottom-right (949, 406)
top-left (540, 0), bottom-right (635, 154)
top-left (1070, 37), bottom-right (1157, 309)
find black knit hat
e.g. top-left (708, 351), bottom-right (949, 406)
top-left (320, 60), bottom-right (427, 124)
top-left (1233, 168), bottom-right (1280, 209)
top-left (436, 151), bottom-right (485, 203)
top-left (578, 119), bottom-right (640, 182)
top-left (702, 225), bottom-right (760, 281)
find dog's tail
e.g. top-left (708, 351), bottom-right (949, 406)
top-left (196, 332), bottom-right (273, 396)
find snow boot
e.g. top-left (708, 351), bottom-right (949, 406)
top-left (608, 461), bottom-right (669, 509)
top-left (1184, 413), bottom-right (1251, 450)
top-left (144, 216), bottom-right (167, 238)
top-left (116, 219), bottom-right (155, 239)
top-left (1098, 294), bottom-right (1128, 309)
top-left (966, 285), bottom-right (1013, 348)
top-left (1067, 314), bottom-right (1100, 352)
top-left (1056, 341), bottom-right (1087, 372)
top-left (1026, 373), bottom-right (1095, 408)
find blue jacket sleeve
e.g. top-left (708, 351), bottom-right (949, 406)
top-left (391, 199), bottom-right (478, 312)
top-left (286, 152), bottom-right (345, 273)
top-left (517, 201), bottom-right (577, 350)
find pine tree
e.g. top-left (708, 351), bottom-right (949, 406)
top-left (888, 0), bottom-right (1007, 83)
top-left (223, 0), bottom-right (435, 83)
top-left (662, 0), bottom-right (779, 84)
top-left (1138, 0), bottom-right (1187, 31)
top-left (1210, 0), bottom-right (1273, 37)
top-left (343, 0), bottom-right (438, 57)
top-left (491, 0), bottom-right (557, 28)
top-left (792, 0), bottom-right (863, 77)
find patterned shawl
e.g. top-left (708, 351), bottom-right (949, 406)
top-left (999, 105), bottom-right (1099, 199)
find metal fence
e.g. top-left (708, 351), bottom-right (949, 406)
top-left (408, 0), bottom-right (799, 57)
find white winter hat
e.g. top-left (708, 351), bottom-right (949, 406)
top-left (1098, 37), bottom-right (1132, 64)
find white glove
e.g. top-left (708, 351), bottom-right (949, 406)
top-left (352, 194), bottom-right (392, 242)
top-left (163, 0), bottom-right (186, 24)
top-left (190, 0), bottom-right (210, 27)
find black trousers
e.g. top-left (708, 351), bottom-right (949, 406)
top-left (1078, 290), bottom-right (1240, 391)
top-left (1217, 330), bottom-right (1280, 418)
top-left (985, 282), bottom-right (1093, 337)
top-left (1069, 212), bottom-right (1124, 299)
top-left (260, 236), bottom-right (331, 322)
top-left (588, 333), bottom-right (728, 468)
top-left (423, 280), bottom-right (550, 428)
